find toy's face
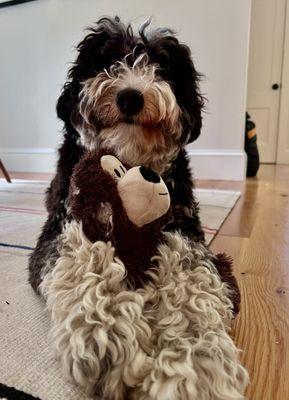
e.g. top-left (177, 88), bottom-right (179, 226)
top-left (101, 155), bottom-right (170, 227)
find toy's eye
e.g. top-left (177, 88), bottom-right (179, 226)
top-left (100, 155), bottom-right (127, 180)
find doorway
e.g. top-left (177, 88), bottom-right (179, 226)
top-left (246, 0), bottom-right (287, 164)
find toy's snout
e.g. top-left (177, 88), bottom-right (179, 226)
top-left (100, 155), bottom-right (170, 227)
top-left (117, 165), bottom-right (170, 227)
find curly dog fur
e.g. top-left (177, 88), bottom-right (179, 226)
top-left (41, 222), bottom-right (248, 400)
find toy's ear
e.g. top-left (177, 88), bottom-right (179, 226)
top-left (100, 155), bottom-right (127, 180)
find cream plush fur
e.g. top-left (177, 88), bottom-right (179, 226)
top-left (41, 221), bottom-right (248, 400)
top-left (117, 167), bottom-right (170, 227)
top-left (100, 154), bottom-right (170, 227)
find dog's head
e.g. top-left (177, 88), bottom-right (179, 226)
top-left (57, 17), bottom-right (204, 174)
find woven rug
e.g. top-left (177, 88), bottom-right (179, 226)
top-left (0, 179), bottom-right (240, 400)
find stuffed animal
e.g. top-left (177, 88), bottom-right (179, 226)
top-left (40, 149), bottom-right (248, 400)
top-left (68, 149), bottom-right (171, 288)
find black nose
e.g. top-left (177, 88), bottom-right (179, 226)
top-left (139, 166), bottom-right (160, 183)
top-left (116, 88), bottom-right (144, 116)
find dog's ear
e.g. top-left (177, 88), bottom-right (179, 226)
top-left (147, 36), bottom-right (204, 143)
top-left (173, 42), bottom-right (204, 143)
top-left (56, 16), bottom-right (133, 124)
top-left (56, 82), bottom-right (78, 124)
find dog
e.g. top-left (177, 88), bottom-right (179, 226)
top-left (28, 17), bottom-right (249, 398)
top-left (28, 16), bottom-right (205, 293)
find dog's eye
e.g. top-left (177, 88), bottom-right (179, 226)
top-left (101, 155), bottom-right (127, 180)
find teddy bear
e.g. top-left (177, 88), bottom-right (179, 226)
top-left (40, 149), bottom-right (248, 400)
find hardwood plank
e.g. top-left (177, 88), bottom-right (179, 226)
top-left (217, 181), bottom-right (258, 238)
top-left (211, 164), bottom-right (289, 400)
top-left (5, 171), bottom-right (53, 181)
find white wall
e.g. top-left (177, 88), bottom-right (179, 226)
top-left (0, 0), bottom-right (251, 180)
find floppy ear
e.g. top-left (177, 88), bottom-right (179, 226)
top-left (164, 41), bottom-right (204, 143)
top-left (56, 16), bottom-right (132, 124)
top-left (56, 82), bottom-right (79, 124)
top-left (147, 35), bottom-right (204, 143)
top-left (176, 43), bottom-right (204, 143)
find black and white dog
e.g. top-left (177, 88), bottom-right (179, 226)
top-left (29, 16), bottom-right (205, 292)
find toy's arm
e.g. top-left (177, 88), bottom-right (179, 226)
top-left (163, 149), bottom-right (205, 242)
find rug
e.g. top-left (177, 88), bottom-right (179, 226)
top-left (0, 179), bottom-right (240, 400)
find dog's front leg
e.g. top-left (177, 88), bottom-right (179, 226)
top-left (163, 149), bottom-right (205, 243)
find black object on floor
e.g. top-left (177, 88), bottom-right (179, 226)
top-left (245, 112), bottom-right (260, 177)
top-left (0, 383), bottom-right (40, 400)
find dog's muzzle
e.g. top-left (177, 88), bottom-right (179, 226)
top-left (116, 88), bottom-right (144, 117)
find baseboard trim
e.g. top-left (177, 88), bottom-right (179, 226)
top-left (0, 148), bottom-right (56, 173)
top-left (0, 147), bottom-right (247, 180)
top-left (188, 149), bottom-right (247, 181)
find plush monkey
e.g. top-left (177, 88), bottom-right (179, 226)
top-left (69, 148), bottom-right (171, 288)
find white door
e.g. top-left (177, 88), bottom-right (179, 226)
top-left (247, 0), bottom-right (286, 163)
top-left (277, 1), bottom-right (289, 164)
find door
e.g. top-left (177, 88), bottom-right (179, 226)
top-left (277, 0), bottom-right (289, 164)
top-left (247, 0), bottom-right (286, 163)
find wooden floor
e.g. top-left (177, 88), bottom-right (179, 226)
top-left (3, 165), bottom-right (289, 399)
top-left (202, 165), bottom-right (289, 400)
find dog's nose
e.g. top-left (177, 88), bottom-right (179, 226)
top-left (116, 88), bottom-right (144, 116)
top-left (139, 166), bottom-right (160, 183)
